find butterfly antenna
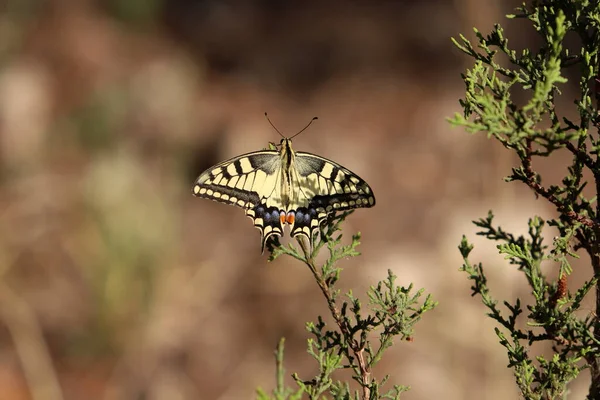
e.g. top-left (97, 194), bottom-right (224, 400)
top-left (264, 112), bottom-right (285, 138)
top-left (289, 116), bottom-right (318, 140)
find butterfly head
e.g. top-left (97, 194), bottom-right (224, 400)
top-left (267, 138), bottom-right (292, 152)
top-left (279, 137), bottom-right (292, 148)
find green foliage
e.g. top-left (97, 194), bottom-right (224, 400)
top-left (451, 1), bottom-right (600, 398)
top-left (256, 212), bottom-right (436, 400)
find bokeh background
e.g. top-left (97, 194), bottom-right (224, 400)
top-left (0, 0), bottom-right (593, 399)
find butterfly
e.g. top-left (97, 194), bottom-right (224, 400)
top-left (192, 116), bottom-right (375, 252)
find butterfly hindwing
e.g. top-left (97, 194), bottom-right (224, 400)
top-left (245, 205), bottom-right (284, 252)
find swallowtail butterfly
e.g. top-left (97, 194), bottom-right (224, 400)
top-left (192, 117), bottom-right (375, 252)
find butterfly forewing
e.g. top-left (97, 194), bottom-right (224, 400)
top-left (193, 150), bottom-right (279, 208)
top-left (193, 150), bottom-right (288, 249)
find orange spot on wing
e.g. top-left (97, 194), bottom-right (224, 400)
top-left (286, 213), bottom-right (295, 225)
top-left (280, 212), bottom-right (286, 225)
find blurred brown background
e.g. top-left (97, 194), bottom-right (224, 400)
top-left (0, 0), bottom-right (591, 399)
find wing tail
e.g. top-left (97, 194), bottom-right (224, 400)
top-left (246, 205), bottom-right (284, 254)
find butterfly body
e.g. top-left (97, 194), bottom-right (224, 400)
top-left (193, 138), bottom-right (375, 252)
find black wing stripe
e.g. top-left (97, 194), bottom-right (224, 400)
top-left (233, 159), bottom-right (244, 175)
top-left (219, 168), bottom-right (232, 181)
top-left (329, 165), bottom-right (340, 182)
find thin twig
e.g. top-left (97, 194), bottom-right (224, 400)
top-left (522, 139), bottom-right (597, 228)
top-left (564, 141), bottom-right (596, 172)
top-left (297, 238), bottom-right (372, 400)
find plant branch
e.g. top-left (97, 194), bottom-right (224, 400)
top-left (452, 4), bottom-right (600, 397)
top-left (296, 237), bottom-right (372, 400)
top-left (587, 57), bottom-right (600, 400)
top-left (564, 141), bottom-right (596, 172)
top-left (522, 139), bottom-right (597, 228)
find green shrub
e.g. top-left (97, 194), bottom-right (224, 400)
top-left (256, 212), bottom-right (436, 400)
top-left (450, 1), bottom-right (600, 398)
